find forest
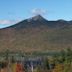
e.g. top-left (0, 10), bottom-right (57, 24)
top-left (0, 48), bottom-right (72, 72)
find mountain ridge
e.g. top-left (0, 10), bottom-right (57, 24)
top-left (1, 15), bottom-right (71, 30)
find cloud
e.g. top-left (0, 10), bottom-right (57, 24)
top-left (31, 8), bottom-right (47, 15)
top-left (0, 20), bottom-right (19, 24)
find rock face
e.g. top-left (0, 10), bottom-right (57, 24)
top-left (0, 15), bottom-right (72, 52)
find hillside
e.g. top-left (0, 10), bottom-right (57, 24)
top-left (0, 15), bottom-right (72, 52)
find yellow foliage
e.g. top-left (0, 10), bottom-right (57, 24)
top-left (11, 63), bottom-right (17, 72)
top-left (52, 64), bottom-right (64, 72)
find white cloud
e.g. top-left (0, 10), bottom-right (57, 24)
top-left (31, 8), bottom-right (47, 15)
top-left (0, 20), bottom-right (19, 24)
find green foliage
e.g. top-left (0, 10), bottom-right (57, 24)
top-left (0, 48), bottom-right (72, 72)
top-left (44, 58), bottom-right (50, 70)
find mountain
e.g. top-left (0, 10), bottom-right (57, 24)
top-left (0, 15), bottom-right (72, 52)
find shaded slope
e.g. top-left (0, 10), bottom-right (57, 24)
top-left (0, 15), bottom-right (72, 52)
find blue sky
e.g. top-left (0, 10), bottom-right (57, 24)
top-left (0, 0), bottom-right (72, 28)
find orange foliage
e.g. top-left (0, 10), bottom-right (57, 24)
top-left (1, 67), bottom-right (8, 72)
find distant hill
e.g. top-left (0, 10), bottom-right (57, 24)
top-left (0, 15), bottom-right (72, 52)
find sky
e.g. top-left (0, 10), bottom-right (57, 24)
top-left (0, 0), bottom-right (72, 28)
